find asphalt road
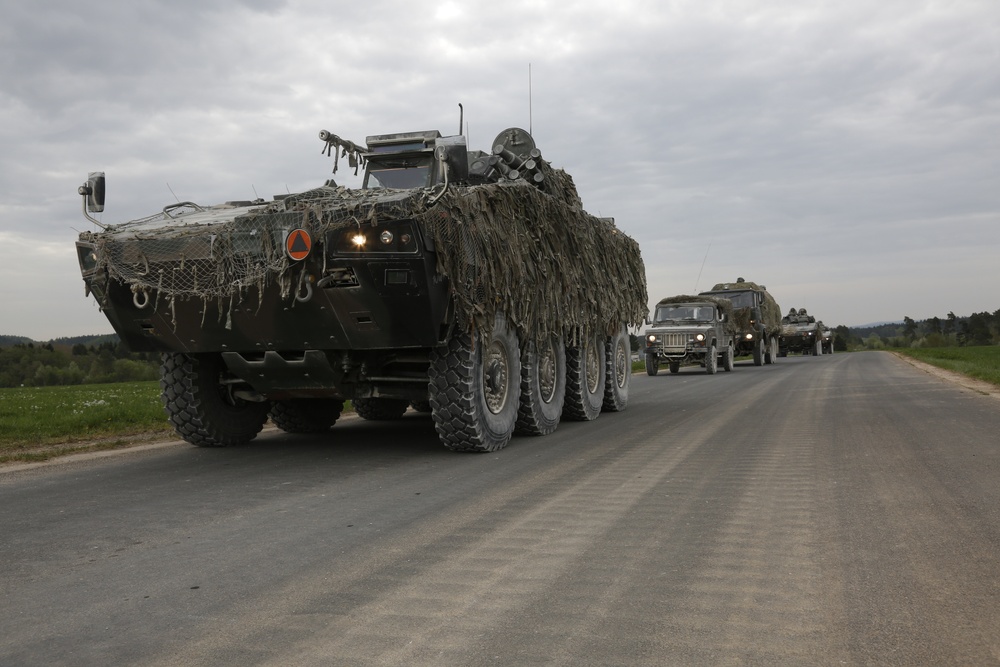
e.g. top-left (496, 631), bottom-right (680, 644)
top-left (2, 351), bottom-right (999, 666)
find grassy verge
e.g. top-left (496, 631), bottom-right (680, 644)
top-left (894, 347), bottom-right (1000, 387)
top-left (0, 381), bottom-right (173, 463)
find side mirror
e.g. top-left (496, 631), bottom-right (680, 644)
top-left (79, 172), bottom-right (105, 213)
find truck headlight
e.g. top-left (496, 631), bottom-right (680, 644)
top-left (745, 333), bottom-right (754, 340)
top-left (647, 334), bottom-right (657, 343)
top-left (695, 333), bottom-right (705, 342)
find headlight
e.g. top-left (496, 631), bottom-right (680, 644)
top-left (333, 221), bottom-right (419, 254)
top-left (745, 333), bottom-right (754, 340)
top-left (647, 334), bottom-right (657, 343)
top-left (695, 333), bottom-right (705, 342)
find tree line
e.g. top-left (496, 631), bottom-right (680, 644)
top-left (839, 309), bottom-right (1000, 351)
top-left (0, 339), bottom-right (159, 388)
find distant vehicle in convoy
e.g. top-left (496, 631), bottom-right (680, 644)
top-left (643, 295), bottom-right (736, 375)
top-left (819, 323), bottom-right (834, 354)
top-left (74, 123), bottom-right (647, 453)
top-left (699, 278), bottom-right (782, 366)
top-left (779, 308), bottom-right (824, 356)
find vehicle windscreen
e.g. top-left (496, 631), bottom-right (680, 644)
top-left (711, 291), bottom-right (754, 309)
top-left (654, 305), bottom-right (715, 323)
top-left (365, 158), bottom-right (433, 189)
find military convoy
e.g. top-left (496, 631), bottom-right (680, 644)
top-left (76, 125), bottom-right (647, 452)
top-left (698, 279), bottom-right (783, 366)
top-left (643, 295), bottom-right (736, 375)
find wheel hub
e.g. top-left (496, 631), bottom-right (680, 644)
top-left (483, 342), bottom-right (509, 415)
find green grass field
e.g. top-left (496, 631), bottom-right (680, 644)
top-left (894, 346), bottom-right (1000, 387)
top-left (0, 381), bottom-right (173, 462)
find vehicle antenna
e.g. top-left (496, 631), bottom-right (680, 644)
top-left (166, 182), bottom-right (181, 203)
top-left (694, 243), bottom-right (711, 293)
top-left (252, 184), bottom-right (260, 201)
top-left (528, 63), bottom-right (533, 136)
top-left (458, 103), bottom-right (464, 136)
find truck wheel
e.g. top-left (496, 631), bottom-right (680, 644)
top-left (515, 333), bottom-right (566, 436)
top-left (645, 354), bottom-right (659, 376)
top-left (428, 312), bottom-right (520, 451)
top-left (814, 339), bottom-right (823, 356)
top-left (353, 397), bottom-right (410, 420)
top-left (269, 399), bottom-right (344, 433)
top-left (564, 330), bottom-right (606, 421)
top-left (669, 361), bottom-right (681, 374)
top-left (705, 344), bottom-right (718, 374)
top-left (753, 337), bottom-right (765, 366)
top-left (603, 325), bottom-right (630, 412)
top-left (723, 344), bottom-right (734, 372)
top-left (765, 336), bottom-right (776, 364)
top-left (160, 352), bottom-right (269, 447)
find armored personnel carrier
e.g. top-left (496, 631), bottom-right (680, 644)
top-left (75, 125), bottom-right (647, 452)
top-left (643, 295), bottom-right (736, 375)
top-left (698, 279), bottom-right (782, 366)
top-left (778, 308), bottom-right (823, 356)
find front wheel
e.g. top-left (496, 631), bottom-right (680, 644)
top-left (428, 313), bottom-right (521, 451)
top-left (705, 344), bottom-right (718, 374)
top-left (160, 353), bottom-right (269, 447)
top-left (722, 343), bottom-right (734, 372)
top-left (645, 354), bottom-right (659, 376)
top-left (564, 330), bottom-right (606, 421)
top-left (603, 325), bottom-right (630, 412)
top-left (753, 337), bottom-right (765, 366)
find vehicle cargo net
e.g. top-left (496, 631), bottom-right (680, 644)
top-left (83, 166), bottom-right (648, 340)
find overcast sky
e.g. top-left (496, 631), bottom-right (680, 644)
top-left (2, 0), bottom-right (998, 340)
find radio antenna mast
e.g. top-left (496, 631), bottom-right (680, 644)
top-left (694, 243), bottom-right (712, 293)
top-left (528, 63), bottom-right (533, 135)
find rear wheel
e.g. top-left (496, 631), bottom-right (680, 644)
top-left (564, 330), bottom-right (606, 421)
top-left (705, 344), bottom-right (718, 374)
top-left (160, 352), bottom-right (269, 447)
top-left (669, 361), bottom-right (681, 374)
top-left (269, 398), bottom-right (344, 433)
top-left (429, 313), bottom-right (521, 451)
top-left (516, 333), bottom-right (566, 436)
top-left (353, 397), bottom-right (409, 420)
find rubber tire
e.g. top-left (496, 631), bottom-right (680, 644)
top-left (428, 313), bottom-right (521, 452)
top-left (515, 334), bottom-right (566, 436)
top-left (814, 339), bottom-right (823, 356)
top-left (353, 397), bottom-right (409, 421)
top-left (764, 336), bottom-right (775, 365)
top-left (160, 352), bottom-right (269, 447)
top-left (753, 337), bottom-right (765, 366)
top-left (705, 344), bottom-right (718, 374)
top-left (722, 344), bottom-right (734, 372)
top-left (564, 330), bottom-right (606, 421)
top-left (269, 398), bottom-right (344, 433)
top-left (645, 354), bottom-right (659, 376)
top-left (669, 361), bottom-right (681, 374)
top-left (603, 326), bottom-right (630, 412)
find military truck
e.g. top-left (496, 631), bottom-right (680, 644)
top-left (75, 125), bottom-right (647, 453)
top-left (819, 323), bottom-right (834, 354)
top-left (698, 279), bottom-right (782, 366)
top-left (778, 308), bottom-right (823, 356)
top-left (643, 295), bottom-right (736, 375)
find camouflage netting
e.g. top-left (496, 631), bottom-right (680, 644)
top-left (81, 165), bottom-right (647, 341)
top-left (653, 294), bottom-right (737, 335)
top-left (706, 280), bottom-right (782, 333)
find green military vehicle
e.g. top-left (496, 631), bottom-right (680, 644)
top-left (699, 279), bottom-right (782, 366)
top-left (819, 323), bottom-right (834, 354)
top-left (778, 308), bottom-right (824, 356)
top-left (75, 125), bottom-right (647, 452)
top-left (643, 295), bottom-right (736, 375)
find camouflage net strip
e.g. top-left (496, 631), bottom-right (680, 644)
top-left (83, 166), bottom-right (647, 342)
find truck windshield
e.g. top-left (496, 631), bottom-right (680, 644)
top-left (714, 291), bottom-right (754, 309)
top-left (655, 305), bottom-right (714, 323)
top-left (365, 159), bottom-right (433, 189)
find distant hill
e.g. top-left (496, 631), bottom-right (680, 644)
top-left (0, 335), bottom-right (34, 348)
